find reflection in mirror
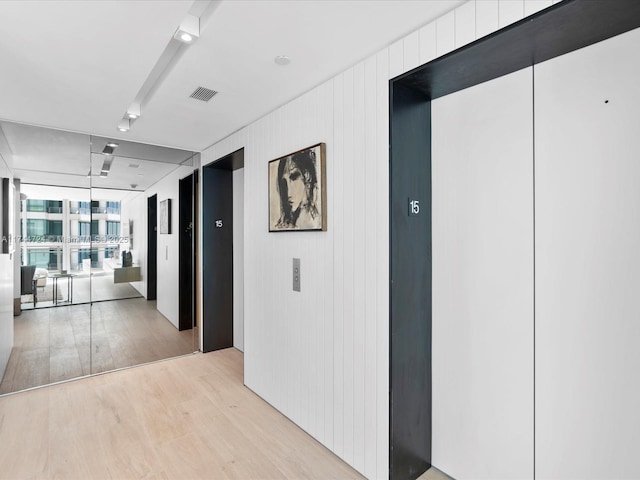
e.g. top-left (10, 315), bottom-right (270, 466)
top-left (0, 120), bottom-right (199, 395)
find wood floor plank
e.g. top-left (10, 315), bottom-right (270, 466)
top-left (0, 349), bottom-right (363, 479)
top-left (1, 298), bottom-right (198, 394)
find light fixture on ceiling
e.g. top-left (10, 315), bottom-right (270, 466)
top-left (174, 14), bottom-right (199, 44)
top-left (102, 142), bottom-right (119, 155)
top-left (129, 163), bottom-right (140, 168)
top-left (274, 55), bottom-right (292, 66)
top-left (126, 103), bottom-right (141, 119)
top-left (100, 156), bottom-right (114, 178)
top-left (117, 119), bottom-right (130, 132)
top-left (130, 184), bottom-right (138, 189)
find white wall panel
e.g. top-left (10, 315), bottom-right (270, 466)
top-left (432, 67), bottom-right (534, 480)
top-left (0, 155), bottom-right (13, 380)
top-left (199, 1), bottom-right (536, 478)
top-left (477, 0), bottom-right (500, 38)
top-left (403, 31), bottom-right (420, 73)
top-left (499, 0), bottom-right (524, 28)
top-left (389, 39), bottom-right (404, 79)
top-left (375, 47), bottom-right (390, 480)
top-left (232, 169), bottom-right (244, 352)
top-left (418, 21), bottom-right (437, 65)
top-left (148, 165), bottom-right (193, 328)
top-left (363, 54), bottom-right (378, 480)
top-left (436, 10), bottom-right (456, 56)
top-left (524, 0), bottom-right (552, 17)
top-left (455, 1), bottom-right (476, 48)
top-left (535, 27), bottom-right (640, 480)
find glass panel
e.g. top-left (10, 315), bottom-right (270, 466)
top-left (0, 120), bottom-right (92, 395)
top-left (0, 120), bottom-right (199, 396)
top-left (89, 136), bottom-right (198, 375)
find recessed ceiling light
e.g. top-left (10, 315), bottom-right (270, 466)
top-left (137, 173), bottom-right (143, 177)
top-left (117, 119), bottom-right (130, 132)
top-left (274, 55), bottom-right (291, 66)
top-left (126, 103), bottom-right (141, 119)
top-left (174, 14), bottom-right (199, 44)
top-left (106, 142), bottom-right (119, 148)
top-left (129, 163), bottom-right (140, 168)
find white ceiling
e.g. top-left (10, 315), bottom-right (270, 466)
top-left (0, 0), bottom-right (462, 186)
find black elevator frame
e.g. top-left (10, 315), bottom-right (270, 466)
top-left (388, 1), bottom-right (640, 478)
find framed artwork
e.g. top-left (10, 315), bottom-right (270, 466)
top-left (159, 199), bottom-right (172, 234)
top-left (268, 143), bottom-right (326, 232)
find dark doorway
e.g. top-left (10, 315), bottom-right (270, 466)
top-left (179, 171), bottom-right (197, 331)
top-left (202, 148), bottom-right (244, 353)
top-left (147, 194), bottom-right (157, 300)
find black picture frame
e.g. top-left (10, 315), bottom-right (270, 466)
top-left (268, 143), bottom-right (327, 232)
top-left (159, 198), bottom-right (172, 234)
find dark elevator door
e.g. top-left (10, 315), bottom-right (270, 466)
top-left (202, 166), bottom-right (233, 352)
top-left (147, 194), bottom-right (157, 300)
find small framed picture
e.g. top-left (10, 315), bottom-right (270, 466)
top-left (268, 143), bottom-right (326, 232)
top-left (159, 198), bottom-right (172, 234)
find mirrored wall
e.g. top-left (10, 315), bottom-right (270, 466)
top-left (0, 120), bottom-right (199, 394)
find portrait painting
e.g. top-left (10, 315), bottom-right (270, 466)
top-left (269, 143), bottom-right (326, 232)
top-left (159, 198), bottom-right (171, 234)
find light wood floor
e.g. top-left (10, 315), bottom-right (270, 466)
top-left (1, 298), bottom-right (197, 395)
top-left (0, 349), bottom-right (364, 480)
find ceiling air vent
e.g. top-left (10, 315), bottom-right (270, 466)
top-left (189, 86), bottom-right (218, 102)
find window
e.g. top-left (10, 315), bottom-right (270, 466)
top-left (78, 201), bottom-right (90, 215)
top-left (27, 200), bottom-right (63, 213)
top-left (91, 220), bottom-right (100, 236)
top-left (91, 200), bottom-right (103, 214)
top-left (27, 250), bottom-right (49, 269)
top-left (26, 199), bottom-right (45, 212)
top-left (106, 221), bottom-right (120, 236)
top-left (46, 201), bottom-right (63, 214)
top-left (48, 220), bottom-right (62, 236)
top-left (106, 201), bottom-right (121, 214)
top-left (27, 219), bottom-right (46, 236)
top-left (79, 221), bottom-right (90, 237)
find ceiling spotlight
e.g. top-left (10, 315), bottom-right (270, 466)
top-left (117, 119), bottom-right (130, 132)
top-left (127, 103), bottom-right (141, 119)
top-left (130, 184), bottom-right (138, 189)
top-left (274, 55), bottom-right (291, 66)
top-left (106, 142), bottom-right (119, 148)
top-left (174, 14), bottom-right (199, 44)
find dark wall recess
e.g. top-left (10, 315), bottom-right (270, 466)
top-left (179, 171), bottom-right (196, 331)
top-left (389, 83), bottom-right (432, 480)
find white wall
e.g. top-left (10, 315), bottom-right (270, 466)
top-left (432, 68), bottom-right (534, 479)
top-left (201, 1), bottom-right (553, 478)
top-left (0, 137), bottom-right (14, 381)
top-left (535, 27), bottom-right (640, 479)
top-left (120, 191), bottom-right (146, 297)
top-left (233, 169), bottom-right (244, 352)
top-left (122, 166), bottom-right (194, 329)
